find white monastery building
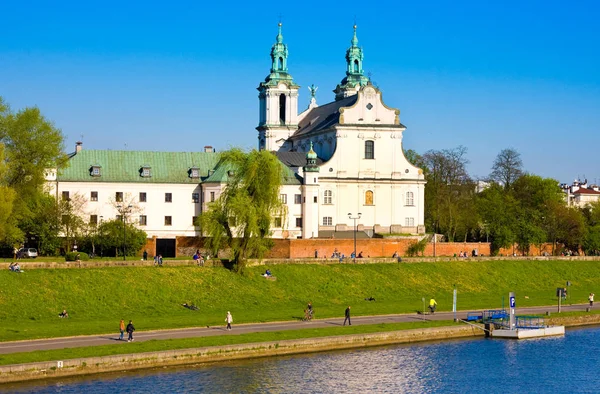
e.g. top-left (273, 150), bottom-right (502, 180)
top-left (45, 24), bottom-right (426, 255)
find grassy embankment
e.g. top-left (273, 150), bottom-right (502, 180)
top-left (0, 320), bottom-right (457, 366)
top-left (1, 260), bottom-right (598, 342)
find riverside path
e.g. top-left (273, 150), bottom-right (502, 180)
top-left (0, 304), bottom-right (589, 355)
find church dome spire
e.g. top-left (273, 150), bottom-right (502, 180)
top-left (333, 24), bottom-right (370, 101)
top-left (270, 22), bottom-right (288, 73)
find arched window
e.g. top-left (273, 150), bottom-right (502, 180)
top-left (278, 57), bottom-right (283, 70)
top-left (406, 191), bottom-right (414, 206)
top-left (364, 140), bottom-right (374, 159)
top-left (365, 190), bottom-right (374, 206)
top-left (353, 59), bottom-right (359, 73)
top-left (323, 190), bottom-right (332, 204)
top-left (279, 94), bottom-right (286, 124)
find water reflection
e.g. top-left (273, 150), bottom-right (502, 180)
top-left (5, 327), bottom-right (600, 393)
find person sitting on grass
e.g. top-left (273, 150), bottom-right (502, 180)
top-left (263, 269), bottom-right (272, 277)
top-left (59, 309), bottom-right (69, 318)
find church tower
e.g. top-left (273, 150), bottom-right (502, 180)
top-left (302, 142), bottom-right (320, 239)
top-left (257, 23), bottom-right (300, 151)
top-left (333, 25), bottom-right (370, 101)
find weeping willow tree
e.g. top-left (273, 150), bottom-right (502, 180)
top-left (199, 148), bottom-right (284, 270)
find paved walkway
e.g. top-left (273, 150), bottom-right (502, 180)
top-left (0, 304), bottom-right (589, 355)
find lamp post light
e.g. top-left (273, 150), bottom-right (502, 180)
top-left (348, 212), bottom-right (362, 263)
top-left (99, 216), bottom-right (104, 258)
top-left (117, 205), bottom-right (132, 261)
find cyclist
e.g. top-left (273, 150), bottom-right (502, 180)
top-left (429, 298), bottom-right (437, 314)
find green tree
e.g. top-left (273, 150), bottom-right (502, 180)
top-left (95, 219), bottom-right (147, 257)
top-left (200, 148), bottom-right (284, 269)
top-left (477, 183), bottom-right (518, 253)
top-left (0, 143), bottom-right (18, 243)
top-left (0, 97), bottom-right (67, 248)
top-left (421, 146), bottom-right (476, 241)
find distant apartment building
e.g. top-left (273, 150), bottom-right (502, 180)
top-left (561, 179), bottom-right (600, 207)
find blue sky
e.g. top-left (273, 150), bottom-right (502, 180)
top-left (1, 1), bottom-right (599, 183)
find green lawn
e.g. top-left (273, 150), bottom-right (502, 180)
top-left (0, 320), bottom-right (457, 366)
top-left (0, 260), bottom-right (597, 342)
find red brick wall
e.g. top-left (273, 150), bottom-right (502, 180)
top-left (173, 236), bottom-right (492, 258)
top-left (498, 243), bottom-right (557, 256)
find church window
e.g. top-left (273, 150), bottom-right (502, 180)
top-left (323, 190), bottom-right (332, 204)
top-left (365, 140), bottom-right (374, 159)
top-left (294, 194), bottom-right (302, 204)
top-left (278, 57), bottom-right (283, 70)
top-left (353, 59), bottom-right (359, 73)
top-left (279, 194), bottom-right (287, 204)
top-left (295, 217), bottom-right (303, 228)
top-left (279, 94), bottom-right (286, 124)
top-left (406, 191), bottom-right (414, 206)
top-left (90, 191), bottom-right (98, 202)
top-left (365, 190), bottom-right (374, 206)
top-left (274, 217), bottom-right (282, 228)
top-left (405, 217), bottom-right (415, 227)
top-left (323, 217), bottom-right (333, 226)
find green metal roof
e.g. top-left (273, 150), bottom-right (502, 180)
top-left (58, 150), bottom-right (221, 183)
top-left (203, 157), bottom-right (302, 185)
top-left (58, 149), bottom-right (302, 185)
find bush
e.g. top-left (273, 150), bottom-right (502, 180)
top-left (406, 238), bottom-right (428, 257)
top-left (65, 252), bottom-right (89, 262)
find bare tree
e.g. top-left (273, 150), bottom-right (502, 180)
top-left (490, 148), bottom-right (523, 190)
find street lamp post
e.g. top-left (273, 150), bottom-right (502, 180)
top-left (348, 212), bottom-right (362, 263)
top-left (99, 216), bottom-right (104, 258)
top-left (117, 205), bottom-right (132, 261)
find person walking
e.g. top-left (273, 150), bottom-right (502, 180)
top-left (119, 319), bottom-right (125, 340)
top-left (429, 298), bottom-right (438, 314)
top-left (225, 311), bottom-right (233, 330)
top-left (343, 306), bottom-right (351, 326)
top-left (143, 250), bottom-right (148, 261)
top-left (126, 320), bottom-right (135, 342)
top-left (590, 293), bottom-right (595, 308)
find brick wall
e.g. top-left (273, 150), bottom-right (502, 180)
top-left (173, 236), bottom-right (492, 258)
top-left (498, 243), bottom-right (557, 256)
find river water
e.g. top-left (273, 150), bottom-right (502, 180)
top-left (5, 326), bottom-right (600, 393)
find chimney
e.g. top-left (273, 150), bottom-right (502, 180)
top-left (75, 141), bottom-right (83, 153)
top-left (204, 145), bottom-right (215, 153)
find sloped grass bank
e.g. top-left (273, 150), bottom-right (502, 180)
top-left (0, 260), bottom-right (598, 341)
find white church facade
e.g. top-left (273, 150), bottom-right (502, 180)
top-left (45, 24), bottom-right (425, 253)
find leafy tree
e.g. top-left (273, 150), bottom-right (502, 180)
top-left (94, 219), bottom-right (147, 257)
top-left (0, 144), bottom-right (18, 243)
top-left (58, 192), bottom-right (88, 252)
top-left (200, 148), bottom-right (284, 270)
top-left (553, 205), bottom-right (586, 253)
top-left (489, 148), bottom-right (523, 190)
top-left (0, 97), bottom-right (67, 249)
top-left (421, 146), bottom-right (476, 241)
top-left (477, 183), bottom-right (518, 253)
top-left (17, 193), bottom-right (62, 255)
top-left (511, 175), bottom-right (563, 254)
top-left (583, 225), bottom-right (600, 256)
